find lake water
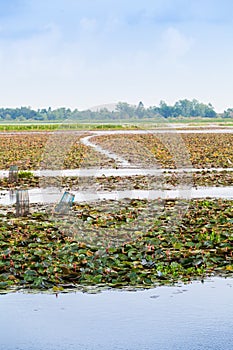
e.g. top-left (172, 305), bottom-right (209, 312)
top-left (0, 277), bottom-right (232, 350)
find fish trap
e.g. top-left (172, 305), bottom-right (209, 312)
top-left (16, 189), bottom-right (30, 217)
top-left (8, 165), bottom-right (18, 184)
top-left (54, 191), bottom-right (75, 214)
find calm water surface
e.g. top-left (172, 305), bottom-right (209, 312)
top-left (2, 167), bottom-right (233, 178)
top-left (0, 277), bottom-right (232, 350)
top-left (1, 186), bottom-right (233, 205)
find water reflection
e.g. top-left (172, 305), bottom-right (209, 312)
top-left (9, 189), bottom-right (16, 204)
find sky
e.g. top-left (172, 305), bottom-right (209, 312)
top-left (0, 0), bottom-right (233, 112)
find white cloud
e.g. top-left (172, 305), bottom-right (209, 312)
top-left (0, 1), bottom-right (232, 112)
top-left (80, 17), bottom-right (97, 32)
top-left (162, 27), bottom-right (193, 57)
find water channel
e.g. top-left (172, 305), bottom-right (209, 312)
top-left (1, 186), bottom-right (233, 205)
top-left (1, 167), bottom-right (233, 178)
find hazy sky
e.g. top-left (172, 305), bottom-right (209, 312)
top-left (0, 0), bottom-right (233, 111)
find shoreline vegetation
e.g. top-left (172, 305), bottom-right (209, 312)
top-left (0, 98), bottom-right (232, 123)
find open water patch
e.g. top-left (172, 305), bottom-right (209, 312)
top-left (0, 277), bottom-right (232, 350)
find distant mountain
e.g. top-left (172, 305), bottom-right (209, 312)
top-left (88, 103), bottom-right (117, 112)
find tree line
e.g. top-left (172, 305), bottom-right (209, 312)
top-left (0, 99), bottom-right (231, 121)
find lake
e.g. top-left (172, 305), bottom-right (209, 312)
top-left (0, 277), bottom-right (232, 350)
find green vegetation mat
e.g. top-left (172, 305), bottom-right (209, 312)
top-left (0, 133), bottom-right (116, 170)
top-left (0, 123), bottom-right (137, 132)
top-left (0, 198), bottom-right (232, 292)
top-left (93, 132), bottom-right (233, 168)
top-left (1, 131), bottom-right (233, 170)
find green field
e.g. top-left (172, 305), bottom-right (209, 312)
top-left (0, 117), bottom-right (233, 131)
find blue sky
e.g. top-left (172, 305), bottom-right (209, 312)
top-left (0, 0), bottom-right (232, 111)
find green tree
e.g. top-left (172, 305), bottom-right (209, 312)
top-left (116, 102), bottom-right (136, 118)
